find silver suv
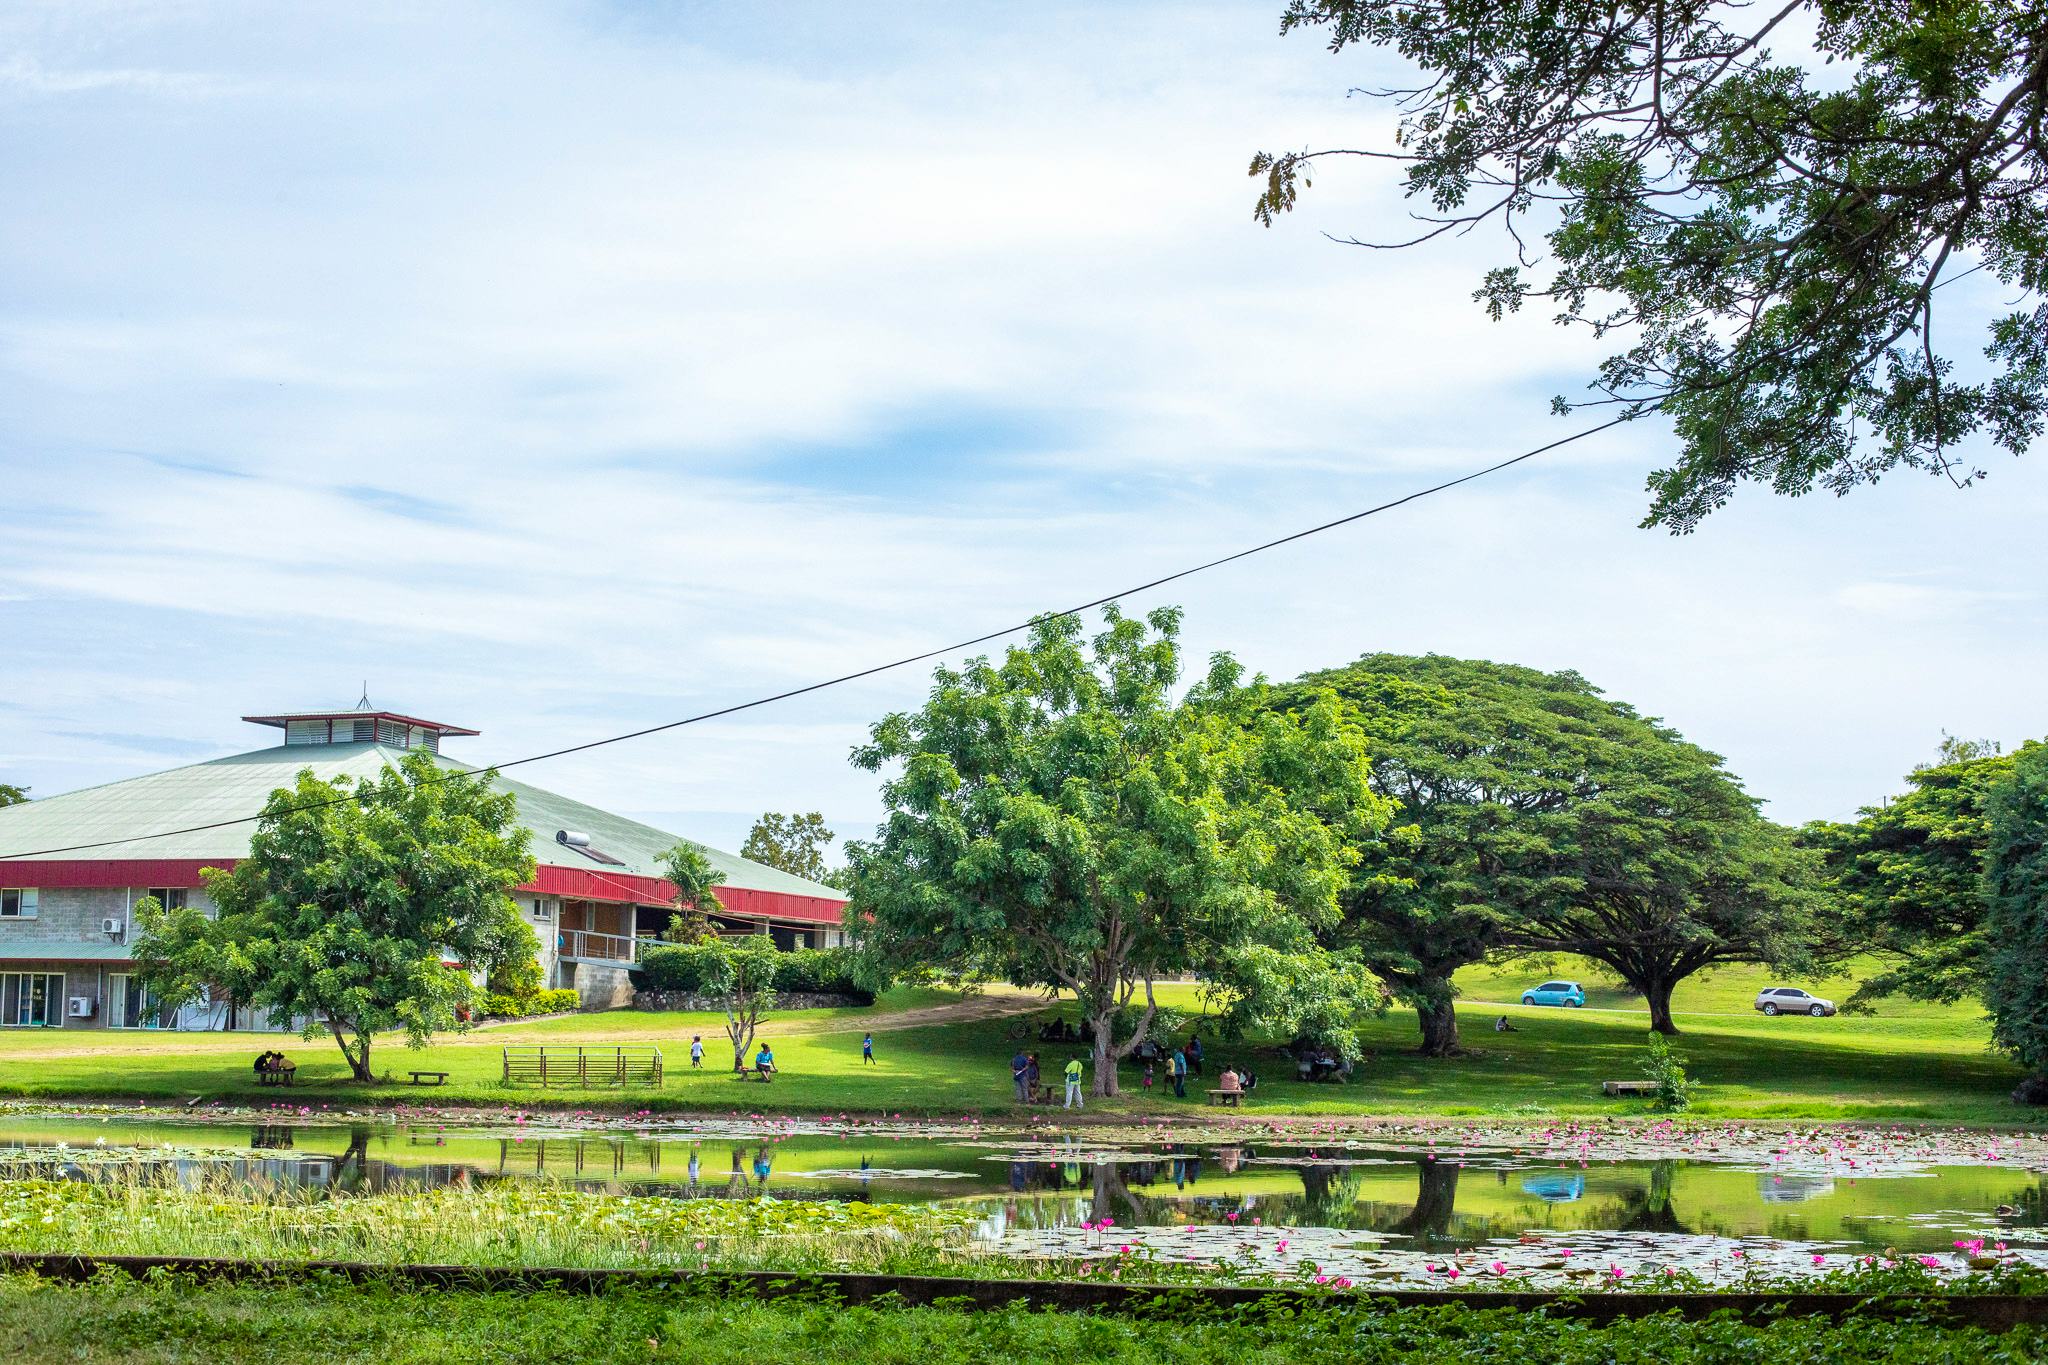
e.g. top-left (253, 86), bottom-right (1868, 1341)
top-left (1755, 986), bottom-right (1835, 1017)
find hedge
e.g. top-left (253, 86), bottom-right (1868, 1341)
top-left (481, 988), bottom-right (580, 1019)
top-left (638, 943), bottom-right (874, 1004)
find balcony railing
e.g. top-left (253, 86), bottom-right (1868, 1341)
top-left (557, 929), bottom-right (639, 964)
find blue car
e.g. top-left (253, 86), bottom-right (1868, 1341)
top-left (1520, 980), bottom-right (1585, 1008)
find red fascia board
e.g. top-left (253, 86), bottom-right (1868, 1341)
top-left (0, 859), bottom-right (218, 888)
top-left (0, 859), bottom-right (850, 928)
top-left (527, 863), bottom-right (848, 925)
top-left (240, 712), bottom-right (482, 737)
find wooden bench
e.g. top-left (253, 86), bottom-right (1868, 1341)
top-left (1602, 1080), bottom-right (1658, 1097)
top-left (737, 1066), bottom-right (774, 1083)
top-left (1207, 1089), bottom-right (1243, 1107)
top-left (408, 1071), bottom-right (449, 1087)
top-left (256, 1069), bottom-right (294, 1087)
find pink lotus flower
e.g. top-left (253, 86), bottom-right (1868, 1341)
top-left (1812, 1255), bottom-right (1825, 1266)
top-left (1489, 1262), bottom-right (1505, 1275)
top-left (1918, 1256), bottom-right (1942, 1269)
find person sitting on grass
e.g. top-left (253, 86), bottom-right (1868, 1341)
top-left (1495, 1015), bottom-right (1518, 1033)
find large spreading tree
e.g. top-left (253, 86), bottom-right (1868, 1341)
top-left (1984, 742), bottom-right (2048, 1103)
top-left (1801, 738), bottom-right (2035, 1008)
top-left (847, 606), bottom-right (1392, 1096)
top-left (1282, 654), bottom-right (1818, 1048)
top-left (741, 812), bottom-right (836, 883)
top-left (133, 751), bottom-right (537, 1081)
top-left (1253, 1), bottom-right (2048, 530)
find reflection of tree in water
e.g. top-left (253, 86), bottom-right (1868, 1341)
top-left (1613, 1160), bottom-right (1690, 1235)
top-left (1293, 1163), bottom-right (1369, 1226)
top-left (327, 1127), bottom-right (374, 1194)
top-left (1374, 1159), bottom-right (1462, 1244)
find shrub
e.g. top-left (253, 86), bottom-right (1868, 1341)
top-left (486, 950), bottom-right (542, 1000)
top-left (637, 942), bottom-right (729, 993)
top-left (481, 989), bottom-right (579, 1019)
top-left (1641, 1033), bottom-right (1696, 1112)
top-left (639, 942), bottom-right (875, 1004)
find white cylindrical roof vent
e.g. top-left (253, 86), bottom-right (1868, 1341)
top-left (556, 830), bottom-right (592, 847)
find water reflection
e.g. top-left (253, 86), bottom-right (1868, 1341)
top-left (0, 1117), bottom-right (2042, 1259)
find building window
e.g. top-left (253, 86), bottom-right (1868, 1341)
top-left (142, 888), bottom-right (189, 911)
top-left (0, 889), bottom-right (37, 919)
top-left (109, 974), bottom-right (167, 1030)
top-left (0, 972), bottom-right (63, 1027)
top-left (530, 899), bottom-right (553, 924)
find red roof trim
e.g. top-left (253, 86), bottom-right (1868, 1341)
top-left (0, 858), bottom-right (851, 927)
top-left (241, 711), bottom-right (481, 737)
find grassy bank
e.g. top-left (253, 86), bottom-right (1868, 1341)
top-left (2, 1274), bottom-right (2042, 1364)
top-left (0, 961), bottom-right (2032, 1125)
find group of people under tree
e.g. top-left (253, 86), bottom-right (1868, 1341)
top-left (1014, 1026), bottom-right (1257, 1106)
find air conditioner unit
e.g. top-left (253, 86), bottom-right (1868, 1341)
top-left (102, 917), bottom-right (126, 937)
top-left (67, 996), bottom-right (95, 1019)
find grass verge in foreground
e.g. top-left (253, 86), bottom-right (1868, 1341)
top-left (2, 1273), bottom-right (2043, 1364)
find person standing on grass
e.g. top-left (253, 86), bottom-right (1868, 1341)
top-left (690, 1036), bottom-right (704, 1068)
top-left (1170, 1046), bottom-right (1188, 1099)
top-left (1011, 1048), bottom-right (1031, 1103)
top-left (862, 1033), bottom-right (875, 1065)
top-left (1064, 1055), bottom-right (1085, 1109)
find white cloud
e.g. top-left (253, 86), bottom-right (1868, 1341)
top-left (1, 0), bottom-right (2044, 854)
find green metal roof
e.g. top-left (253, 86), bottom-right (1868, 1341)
top-left (0, 742), bottom-right (842, 900)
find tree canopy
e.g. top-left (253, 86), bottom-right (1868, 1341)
top-left (1282, 654), bottom-right (1816, 1046)
top-left (1254, 1), bottom-right (2048, 531)
top-left (1801, 739), bottom-right (2035, 1007)
top-left (0, 783), bottom-right (25, 808)
top-left (847, 606), bottom-right (1392, 1094)
top-left (741, 811), bottom-right (836, 884)
top-left (132, 751), bottom-right (536, 1081)
top-left (1984, 743), bottom-right (2048, 1100)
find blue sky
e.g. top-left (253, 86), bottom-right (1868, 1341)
top-left (2, 0), bottom-right (2043, 859)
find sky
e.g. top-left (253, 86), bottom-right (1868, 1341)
top-left (2, 0), bottom-right (2043, 862)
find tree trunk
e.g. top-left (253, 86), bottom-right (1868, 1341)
top-left (1089, 1009), bottom-right (1119, 1097)
top-left (1644, 979), bottom-right (1679, 1035)
top-left (1416, 993), bottom-right (1460, 1056)
top-left (329, 1016), bottom-right (373, 1081)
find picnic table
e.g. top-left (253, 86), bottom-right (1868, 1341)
top-left (256, 1068), bottom-right (294, 1087)
top-left (1206, 1089), bottom-right (1243, 1107)
top-left (408, 1071), bottom-right (449, 1087)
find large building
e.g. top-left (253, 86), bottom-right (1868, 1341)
top-left (0, 705), bottom-right (849, 1030)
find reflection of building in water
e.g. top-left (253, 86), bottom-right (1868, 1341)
top-left (1759, 1175), bottom-right (1837, 1203)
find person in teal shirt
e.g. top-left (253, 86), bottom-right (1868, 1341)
top-left (755, 1042), bottom-right (775, 1075)
top-left (1170, 1047), bottom-right (1188, 1098)
top-left (1063, 1056), bottom-right (1085, 1109)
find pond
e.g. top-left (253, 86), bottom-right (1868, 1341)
top-left (3, 1109), bottom-right (2045, 1286)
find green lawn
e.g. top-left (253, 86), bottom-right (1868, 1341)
top-left (0, 1275), bottom-right (2037, 1364)
top-left (0, 959), bottom-right (2032, 1125)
